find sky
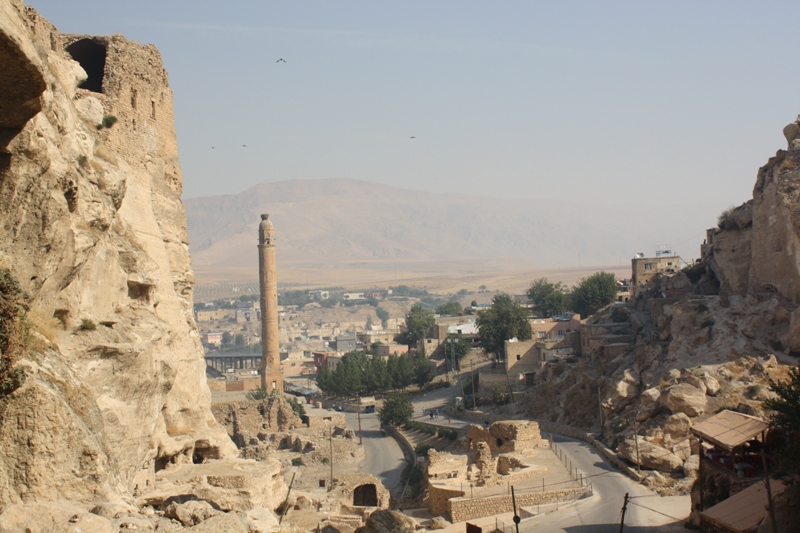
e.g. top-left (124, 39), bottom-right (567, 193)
top-left (25, 1), bottom-right (800, 224)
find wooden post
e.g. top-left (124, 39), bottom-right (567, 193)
top-left (761, 449), bottom-right (778, 533)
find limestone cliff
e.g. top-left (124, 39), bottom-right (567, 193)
top-left (0, 0), bottom-right (235, 510)
top-left (520, 116), bottom-right (800, 501)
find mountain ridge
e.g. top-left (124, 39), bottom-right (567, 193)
top-left (185, 177), bottom-right (717, 273)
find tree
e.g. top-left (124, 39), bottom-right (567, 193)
top-left (476, 293), bottom-right (531, 359)
top-left (221, 331), bottom-right (233, 346)
top-left (443, 334), bottom-right (471, 370)
top-left (375, 307), bottom-right (390, 328)
top-left (436, 301), bottom-right (463, 316)
top-left (398, 304), bottom-right (434, 347)
top-left (378, 393), bottom-right (413, 427)
top-left (234, 333), bottom-right (245, 346)
top-left (570, 271), bottom-right (617, 318)
top-left (764, 367), bottom-right (800, 473)
top-left (413, 356), bottom-right (435, 386)
top-left (526, 278), bottom-right (568, 317)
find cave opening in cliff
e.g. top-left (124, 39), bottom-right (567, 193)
top-left (353, 484), bottom-right (378, 507)
top-left (65, 39), bottom-right (106, 93)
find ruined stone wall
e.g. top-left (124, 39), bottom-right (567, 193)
top-left (466, 421), bottom-right (541, 454)
top-left (428, 483), bottom-right (464, 517)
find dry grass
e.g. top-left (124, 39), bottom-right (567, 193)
top-left (27, 306), bottom-right (62, 346)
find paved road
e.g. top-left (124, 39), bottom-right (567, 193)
top-left (343, 410), bottom-right (405, 494)
top-left (519, 435), bottom-right (689, 533)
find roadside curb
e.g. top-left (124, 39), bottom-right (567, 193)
top-left (383, 424), bottom-right (416, 466)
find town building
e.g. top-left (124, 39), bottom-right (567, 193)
top-left (631, 250), bottom-right (680, 296)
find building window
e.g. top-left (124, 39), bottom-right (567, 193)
top-left (644, 263), bottom-right (652, 271)
top-left (516, 355), bottom-right (521, 361)
top-left (537, 332), bottom-right (546, 339)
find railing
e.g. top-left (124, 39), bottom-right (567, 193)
top-left (550, 437), bottom-right (592, 493)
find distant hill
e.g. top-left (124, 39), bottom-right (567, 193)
top-left (185, 178), bottom-right (715, 275)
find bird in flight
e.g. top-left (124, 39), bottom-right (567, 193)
top-left (276, 58), bottom-right (286, 63)
top-left (242, 145), bottom-right (247, 148)
top-left (409, 136), bottom-right (416, 139)
top-left (211, 146), bottom-right (215, 149)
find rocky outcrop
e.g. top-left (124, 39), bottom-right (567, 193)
top-left (0, 0), bottom-right (235, 512)
top-left (618, 437), bottom-right (683, 473)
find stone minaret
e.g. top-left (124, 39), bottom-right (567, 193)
top-left (258, 214), bottom-right (283, 392)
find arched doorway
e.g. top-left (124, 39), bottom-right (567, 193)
top-left (353, 483), bottom-right (378, 507)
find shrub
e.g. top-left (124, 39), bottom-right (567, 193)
top-left (97, 115), bottom-right (118, 129)
top-left (77, 154), bottom-right (87, 166)
top-left (415, 443), bottom-right (432, 455)
top-left (321, 457), bottom-right (329, 465)
top-left (245, 386), bottom-right (271, 401)
top-left (291, 457), bottom-right (304, 467)
top-left (717, 206), bottom-right (737, 230)
top-left (79, 318), bottom-right (96, 331)
top-left (287, 397), bottom-right (306, 418)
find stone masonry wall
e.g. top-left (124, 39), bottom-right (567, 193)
top-left (447, 486), bottom-right (590, 522)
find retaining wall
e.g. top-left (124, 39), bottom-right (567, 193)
top-left (447, 486), bottom-right (590, 522)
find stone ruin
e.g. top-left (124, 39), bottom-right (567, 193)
top-left (465, 420), bottom-right (541, 454)
top-left (426, 420), bottom-right (548, 518)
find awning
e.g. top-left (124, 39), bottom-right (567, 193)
top-left (700, 479), bottom-right (785, 533)
top-left (691, 410), bottom-right (768, 452)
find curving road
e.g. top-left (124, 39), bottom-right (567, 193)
top-left (344, 411), bottom-right (405, 494)
top-left (520, 435), bottom-right (689, 532)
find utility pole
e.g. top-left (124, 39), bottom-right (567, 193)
top-left (511, 485), bottom-right (521, 533)
top-left (633, 410), bottom-right (641, 476)
top-left (470, 360), bottom-right (477, 410)
top-left (619, 493), bottom-right (629, 533)
top-left (328, 424), bottom-right (333, 492)
top-left (357, 394), bottom-right (363, 446)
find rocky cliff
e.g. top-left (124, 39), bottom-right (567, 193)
top-left (521, 115), bottom-right (800, 505)
top-left (0, 0), bottom-right (236, 511)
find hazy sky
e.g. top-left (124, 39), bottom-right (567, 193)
top-left (27, 1), bottom-right (800, 221)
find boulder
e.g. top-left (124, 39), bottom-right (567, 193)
top-left (640, 388), bottom-right (661, 405)
top-left (429, 516), bottom-right (449, 530)
top-left (187, 513), bottom-right (247, 533)
top-left (164, 500), bottom-right (219, 526)
top-left (355, 510), bottom-right (416, 533)
top-left (242, 507), bottom-right (279, 533)
top-left (701, 373), bottom-right (720, 396)
top-left (636, 402), bottom-right (660, 421)
top-left (661, 384), bottom-right (707, 417)
top-left (618, 437), bottom-right (684, 472)
top-left (663, 413), bottom-right (692, 441)
top-left (683, 455), bottom-right (700, 478)
top-left (672, 439), bottom-right (692, 461)
top-left (0, 503), bottom-right (113, 533)
top-left (683, 375), bottom-right (707, 394)
top-left (643, 471), bottom-right (667, 488)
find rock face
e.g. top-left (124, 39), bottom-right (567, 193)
top-left (705, 114), bottom-right (800, 351)
top-left (0, 0), bottom-right (235, 510)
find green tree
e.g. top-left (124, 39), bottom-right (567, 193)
top-left (234, 333), bottom-right (245, 346)
top-left (476, 293), bottom-right (532, 359)
top-left (378, 393), bottom-right (413, 427)
top-left (221, 331), bottom-right (233, 346)
top-left (570, 271), bottom-right (617, 318)
top-left (413, 356), bottom-right (435, 386)
top-left (397, 304), bottom-right (434, 348)
top-left (436, 301), bottom-right (463, 316)
top-left (442, 333), bottom-right (472, 370)
top-left (764, 367), bottom-right (800, 473)
top-left (526, 278), bottom-right (568, 317)
top-left (375, 306), bottom-right (390, 328)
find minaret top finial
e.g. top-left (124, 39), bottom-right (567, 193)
top-left (261, 214), bottom-right (269, 220)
